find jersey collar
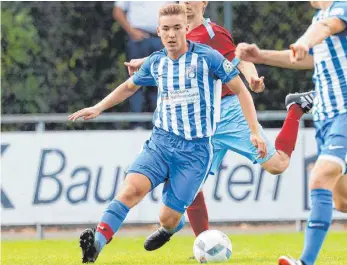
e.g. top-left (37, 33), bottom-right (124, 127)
top-left (163, 40), bottom-right (195, 61)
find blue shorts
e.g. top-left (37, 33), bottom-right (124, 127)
top-left (127, 127), bottom-right (213, 214)
top-left (210, 95), bottom-right (276, 175)
top-left (314, 113), bottom-right (347, 174)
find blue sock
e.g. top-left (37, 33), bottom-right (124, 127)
top-left (95, 200), bottom-right (129, 252)
top-left (300, 189), bottom-right (332, 265)
top-left (163, 215), bottom-right (185, 234)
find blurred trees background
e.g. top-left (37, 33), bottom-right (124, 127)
top-left (230, 1), bottom-right (315, 111)
top-left (1, 1), bottom-right (315, 123)
top-left (2, 1), bottom-right (126, 116)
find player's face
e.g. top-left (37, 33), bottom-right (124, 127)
top-left (181, 1), bottom-right (207, 18)
top-left (158, 14), bottom-right (189, 53)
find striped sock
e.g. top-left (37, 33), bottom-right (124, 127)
top-left (95, 200), bottom-right (129, 252)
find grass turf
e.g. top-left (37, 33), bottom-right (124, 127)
top-left (2, 231), bottom-right (346, 265)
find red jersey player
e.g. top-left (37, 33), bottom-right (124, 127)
top-left (185, 3), bottom-right (264, 98)
top-left (126, 1), bottom-right (314, 250)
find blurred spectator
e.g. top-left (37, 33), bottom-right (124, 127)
top-left (113, 1), bottom-right (171, 125)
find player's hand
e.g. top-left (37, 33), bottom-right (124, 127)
top-left (235, 43), bottom-right (263, 63)
top-left (250, 133), bottom-right (267, 159)
top-left (289, 43), bottom-right (309, 63)
top-left (124, 58), bottom-right (146, 76)
top-left (129, 28), bottom-right (150, 41)
top-left (68, 106), bottom-right (102, 122)
top-left (249, 76), bottom-right (265, 93)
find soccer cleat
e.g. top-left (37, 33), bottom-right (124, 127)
top-left (79, 228), bottom-right (99, 263)
top-left (285, 90), bottom-right (315, 113)
top-left (144, 227), bottom-right (173, 251)
top-left (278, 256), bottom-right (305, 265)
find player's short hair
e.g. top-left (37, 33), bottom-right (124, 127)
top-left (159, 3), bottom-right (186, 18)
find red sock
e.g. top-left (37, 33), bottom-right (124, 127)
top-left (187, 191), bottom-right (209, 237)
top-left (275, 104), bottom-right (304, 157)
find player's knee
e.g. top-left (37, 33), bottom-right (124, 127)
top-left (310, 172), bottom-right (332, 190)
top-left (128, 183), bottom-right (147, 199)
top-left (117, 182), bottom-right (147, 206)
top-left (263, 158), bottom-right (288, 175)
top-left (309, 159), bottom-right (342, 190)
top-left (334, 195), bottom-right (347, 213)
top-left (335, 201), bottom-right (347, 213)
top-left (159, 212), bottom-right (181, 230)
top-left (265, 166), bottom-right (285, 175)
top-left (261, 152), bottom-right (289, 175)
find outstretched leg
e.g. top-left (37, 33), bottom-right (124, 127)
top-left (80, 173), bottom-right (152, 263)
top-left (262, 91), bottom-right (315, 174)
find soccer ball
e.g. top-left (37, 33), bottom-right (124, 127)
top-left (193, 230), bottom-right (232, 263)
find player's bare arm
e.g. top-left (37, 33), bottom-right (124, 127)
top-left (290, 17), bottom-right (347, 62)
top-left (68, 78), bottom-right (140, 121)
top-left (236, 43), bottom-right (314, 70)
top-left (237, 60), bottom-right (265, 93)
top-left (124, 57), bottom-right (147, 76)
top-left (226, 76), bottom-right (267, 158)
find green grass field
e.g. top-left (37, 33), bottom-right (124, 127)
top-left (2, 232), bottom-right (346, 265)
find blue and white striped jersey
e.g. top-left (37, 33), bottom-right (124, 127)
top-left (132, 40), bottom-right (239, 140)
top-left (311, 1), bottom-right (347, 121)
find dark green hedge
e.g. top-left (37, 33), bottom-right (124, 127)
top-left (2, 1), bottom-right (315, 119)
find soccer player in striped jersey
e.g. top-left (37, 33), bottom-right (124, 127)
top-left (126, 1), bottom-right (314, 243)
top-left (236, 1), bottom-right (347, 265)
top-left (69, 4), bottom-right (266, 263)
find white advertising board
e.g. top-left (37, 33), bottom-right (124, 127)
top-left (1, 130), bottom-right (346, 225)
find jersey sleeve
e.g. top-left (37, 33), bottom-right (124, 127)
top-left (210, 25), bottom-right (236, 61)
top-left (209, 49), bottom-right (240, 84)
top-left (132, 57), bottom-right (156, 87)
top-left (328, 1), bottom-right (347, 24)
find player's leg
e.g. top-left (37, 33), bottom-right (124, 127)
top-left (278, 159), bottom-right (341, 265)
top-left (279, 114), bottom-right (347, 265)
top-left (333, 174), bottom-right (347, 212)
top-left (79, 133), bottom-right (169, 263)
top-left (144, 136), bottom-right (213, 251)
top-left (80, 173), bottom-right (152, 263)
top-left (144, 199), bottom-right (186, 251)
top-left (211, 95), bottom-right (277, 171)
top-left (330, 116), bottom-right (347, 212)
top-left (185, 92), bottom-right (314, 239)
top-left (262, 91), bottom-right (315, 174)
top-left (186, 149), bottom-right (226, 237)
top-left (186, 190), bottom-right (209, 236)
top-left (159, 204), bottom-right (186, 233)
